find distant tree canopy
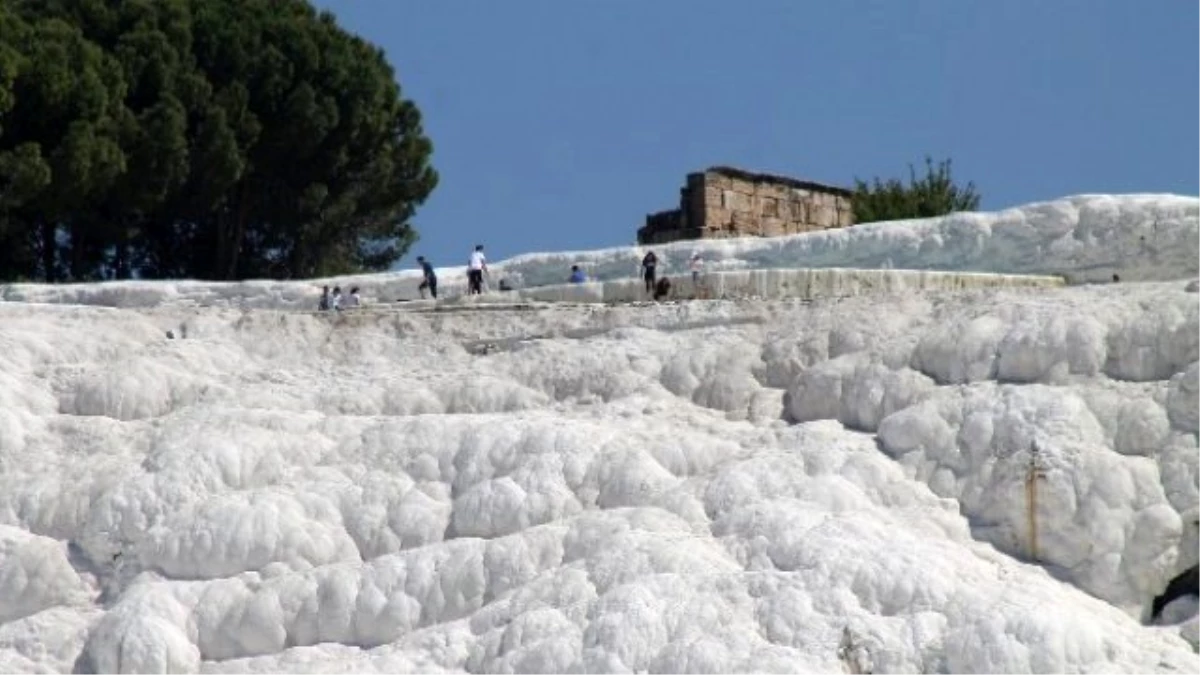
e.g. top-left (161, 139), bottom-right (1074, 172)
top-left (0, 0), bottom-right (437, 282)
top-left (851, 157), bottom-right (980, 225)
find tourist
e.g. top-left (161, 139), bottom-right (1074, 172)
top-left (642, 251), bottom-right (658, 294)
top-left (417, 256), bottom-right (438, 299)
top-left (467, 245), bottom-right (487, 295)
top-left (653, 276), bottom-right (672, 301)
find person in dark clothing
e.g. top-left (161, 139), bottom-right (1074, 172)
top-left (642, 251), bottom-right (658, 294)
top-left (653, 276), bottom-right (672, 301)
top-left (318, 285), bottom-right (331, 311)
top-left (416, 256), bottom-right (438, 299)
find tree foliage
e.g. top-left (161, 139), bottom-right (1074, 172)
top-left (0, 0), bottom-right (437, 281)
top-left (851, 156), bottom-right (980, 225)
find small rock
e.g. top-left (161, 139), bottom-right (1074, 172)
top-left (165, 330), bottom-right (175, 340)
top-left (1185, 279), bottom-right (1198, 293)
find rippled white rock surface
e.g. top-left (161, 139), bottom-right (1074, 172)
top-left (0, 278), bottom-right (1197, 673)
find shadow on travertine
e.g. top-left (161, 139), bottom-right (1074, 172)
top-left (511, 267), bottom-right (1065, 304)
top-left (364, 267), bottom-right (1066, 313)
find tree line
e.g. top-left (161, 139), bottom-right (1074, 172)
top-left (0, 0), bottom-right (437, 282)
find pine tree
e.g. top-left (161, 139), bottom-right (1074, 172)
top-left (0, 0), bottom-right (438, 281)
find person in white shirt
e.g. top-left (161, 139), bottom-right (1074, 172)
top-left (348, 286), bottom-right (362, 307)
top-left (467, 245), bottom-right (488, 295)
top-left (690, 253), bottom-right (708, 299)
top-left (331, 286), bottom-right (343, 311)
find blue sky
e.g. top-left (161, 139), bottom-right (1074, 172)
top-left (313, 0), bottom-right (1198, 269)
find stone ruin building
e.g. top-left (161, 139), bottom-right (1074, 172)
top-left (637, 166), bottom-right (854, 245)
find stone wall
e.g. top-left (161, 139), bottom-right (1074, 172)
top-left (643, 209), bottom-right (688, 241)
top-left (638, 166), bottom-right (854, 245)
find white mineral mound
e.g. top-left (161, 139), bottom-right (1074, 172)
top-left (0, 194), bottom-right (1197, 673)
top-left (1, 193), bottom-right (1195, 308)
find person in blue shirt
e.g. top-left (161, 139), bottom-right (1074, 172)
top-left (416, 256), bottom-right (438, 299)
top-left (569, 265), bottom-right (586, 284)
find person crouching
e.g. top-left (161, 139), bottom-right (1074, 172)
top-left (653, 276), bottom-right (672, 301)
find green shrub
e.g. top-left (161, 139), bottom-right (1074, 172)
top-left (852, 156), bottom-right (980, 224)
